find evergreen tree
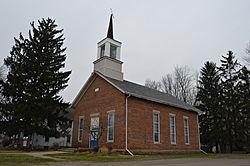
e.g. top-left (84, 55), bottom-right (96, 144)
top-left (196, 61), bottom-right (222, 152)
top-left (0, 18), bottom-right (71, 140)
top-left (236, 66), bottom-right (250, 149)
top-left (198, 51), bottom-right (250, 153)
top-left (218, 51), bottom-right (241, 152)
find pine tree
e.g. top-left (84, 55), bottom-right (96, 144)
top-left (196, 61), bottom-right (222, 152)
top-left (236, 66), bottom-right (250, 149)
top-left (0, 65), bottom-right (5, 102)
top-left (218, 51), bottom-right (241, 152)
top-left (0, 18), bottom-right (71, 140)
top-left (198, 51), bottom-right (250, 153)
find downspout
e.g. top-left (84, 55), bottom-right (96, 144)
top-left (197, 114), bottom-right (207, 154)
top-left (125, 94), bottom-right (134, 156)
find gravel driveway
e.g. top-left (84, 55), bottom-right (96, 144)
top-left (35, 158), bottom-right (250, 166)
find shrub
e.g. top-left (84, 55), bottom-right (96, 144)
top-left (2, 138), bottom-right (12, 147)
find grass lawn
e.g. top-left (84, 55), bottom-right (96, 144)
top-left (0, 150), bottom-right (23, 153)
top-left (0, 153), bottom-right (55, 166)
top-left (47, 152), bottom-right (250, 162)
top-left (48, 152), bottom-right (152, 162)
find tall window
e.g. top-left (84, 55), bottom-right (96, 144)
top-left (100, 45), bottom-right (105, 57)
top-left (184, 118), bottom-right (190, 144)
top-left (67, 135), bottom-right (71, 143)
top-left (170, 114), bottom-right (176, 144)
top-left (110, 45), bottom-right (117, 59)
top-left (78, 117), bottom-right (84, 143)
top-left (45, 136), bottom-right (49, 142)
top-left (153, 112), bottom-right (160, 143)
top-left (107, 112), bottom-right (115, 142)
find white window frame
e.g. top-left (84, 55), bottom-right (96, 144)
top-left (153, 111), bottom-right (160, 144)
top-left (78, 116), bottom-right (84, 143)
top-left (107, 111), bottom-right (115, 143)
top-left (169, 114), bottom-right (176, 144)
top-left (183, 116), bottom-right (190, 145)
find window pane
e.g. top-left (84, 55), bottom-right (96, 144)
top-left (170, 117), bottom-right (175, 126)
top-left (184, 119), bottom-right (189, 144)
top-left (107, 112), bottom-right (114, 142)
top-left (171, 133), bottom-right (175, 143)
top-left (154, 133), bottom-right (159, 142)
top-left (108, 112), bottom-right (114, 126)
top-left (79, 130), bottom-right (82, 141)
top-left (170, 115), bottom-right (176, 144)
top-left (108, 127), bottom-right (114, 140)
top-left (154, 123), bottom-right (159, 132)
top-left (78, 117), bottom-right (84, 142)
top-left (153, 112), bottom-right (160, 143)
top-left (79, 119), bottom-right (83, 129)
top-left (154, 113), bottom-right (159, 122)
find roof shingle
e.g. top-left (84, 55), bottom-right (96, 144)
top-left (105, 76), bottom-right (200, 113)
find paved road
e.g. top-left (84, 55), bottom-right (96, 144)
top-left (35, 158), bottom-right (250, 166)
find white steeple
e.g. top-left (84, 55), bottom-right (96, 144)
top-left (93, 14), bottom-right (123, 81)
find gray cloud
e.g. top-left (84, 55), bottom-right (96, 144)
top-left (1, 0), bottom-right (250, 102)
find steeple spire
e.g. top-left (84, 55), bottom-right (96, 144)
top-left (94, 14), bottom-right (123, 81)
top-left (107, 14), bottom-right (114, 39)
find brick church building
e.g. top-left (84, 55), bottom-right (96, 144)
top-left (71, 15), bottom-right (201, 154)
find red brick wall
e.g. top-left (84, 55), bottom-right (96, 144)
top-left (127, 96), bottom-right (199, 150)
top-left (72, 75), bottom-right (126, 149)
top-left (72, 75), bottom-right (200, 151)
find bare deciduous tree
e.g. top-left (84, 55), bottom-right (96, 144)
top-left (161, 74), bottom-right (173, 95)
top-left (0, 65), bottom-right (5, 80)
top-left (173, 66), bottom-right (195, 104)
top-left (145, 66), bottom-right (197, 105)
top-left (145, 79), bottom-right (162, 91)
top-left (0, 65), bottom-right (6, 102)
top-left (243, 43), bottom-right (250, 66)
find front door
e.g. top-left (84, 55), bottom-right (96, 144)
top-left (89, 116), bottom-right (99, 149)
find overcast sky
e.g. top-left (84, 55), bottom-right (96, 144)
top-left (1, 0), bottom-right (250, 102)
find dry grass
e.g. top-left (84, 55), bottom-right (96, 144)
top-left (47, 152), bottom-right (250, 162)
top-left (0, 153), bottom-right (54, 166)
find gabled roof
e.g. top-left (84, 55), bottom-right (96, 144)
top-left (71, 72), bottom-right (200, 114)
top-left (104, 75), bottom-right (201, 114)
